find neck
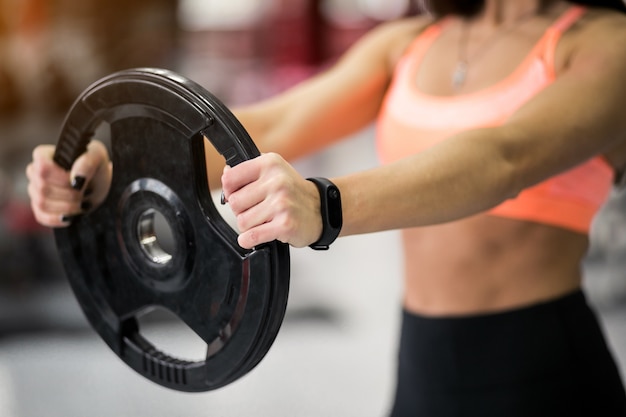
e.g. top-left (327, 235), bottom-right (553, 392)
top-left (472, 0), bottom-right (556, 27)
top-left (451, 0), bottom-right (559, 91)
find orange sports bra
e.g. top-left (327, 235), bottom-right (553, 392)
top-left (376, 6), bottom-right (614, 234)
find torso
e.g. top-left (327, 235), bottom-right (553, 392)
top-left (401, 215), bottom-right (587, 315)
top-left (380, 2), bottom-right (615, 316)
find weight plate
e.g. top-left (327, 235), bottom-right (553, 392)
top-left (53, 68), bottom-right (290, 392)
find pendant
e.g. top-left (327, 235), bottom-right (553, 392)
top-left (452, 61), bottom-right (468, 90)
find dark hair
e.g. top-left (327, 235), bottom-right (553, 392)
top-left (570, 0), bottom-right (626, 11)
top-left (419, 0), bottom-right (626, 17)
top-left (418, 0), bottom-right (482, 16)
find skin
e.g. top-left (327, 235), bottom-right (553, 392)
top-left (26, 0), bottom-right (626, 316)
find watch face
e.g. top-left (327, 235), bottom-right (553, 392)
top-left (327, 186), bottom-right (342, 229)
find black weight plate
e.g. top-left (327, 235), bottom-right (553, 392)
top-left (53, 68), bottom-right (290, 392)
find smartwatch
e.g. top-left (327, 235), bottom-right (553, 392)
top-left (307, 177), bottom-right (343, 250)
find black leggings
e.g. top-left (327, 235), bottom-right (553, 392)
top-left (390, 290), bottom-right (626, 417)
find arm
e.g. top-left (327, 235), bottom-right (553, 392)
top-left (204, 18), bottom-right (426, 184)
top-left (27, 17), bottom-right (427, 227)
top-left (222, 12), bottom-right (626, 248)
top-left (339, 12), bottom-right (626, 236)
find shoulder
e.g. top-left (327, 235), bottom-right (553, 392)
top-left (344, 15), bottom-right (435, 73)
top-left (558, 7), bottom-right (626, 75)
top-left (568, 8), bottom-right (626, 58)
top-left (576, 7), bottom-right (626, 41)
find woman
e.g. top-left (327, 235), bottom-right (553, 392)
top-left (27, 0), bottom-right (626, 415)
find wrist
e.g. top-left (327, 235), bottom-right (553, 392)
top-left (306, 177), bottom-right (342, 250)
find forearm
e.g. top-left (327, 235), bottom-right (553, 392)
top-left (334, 128), bottom-right (522, 236)
top-left (220, 127), bottom-right (528, 249)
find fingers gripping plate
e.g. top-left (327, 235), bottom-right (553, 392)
top-left (53, 68), bottom-right (290, 392)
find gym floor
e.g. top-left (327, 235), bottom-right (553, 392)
top-left (1, 128), bottom-right (625, 417)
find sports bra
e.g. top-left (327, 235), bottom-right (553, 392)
top-left (376, 6), bottom-right (614, 234)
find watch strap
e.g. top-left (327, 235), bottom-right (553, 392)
top-left (307, 177), bottom-right (342, 250)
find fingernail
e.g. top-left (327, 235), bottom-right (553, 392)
top-left (84, 187), bottom-right (94, 197)
top-left (220, 191), bottom-right (226, 205)
top-left (81, 201), bottom-right (92, 211)
top-left (71, 176), bottom-right (86, 191)
top-left (61, 213), bottom-right (81, 223)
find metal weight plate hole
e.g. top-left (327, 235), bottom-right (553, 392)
top-left (137, 208), bottom-right (176, 265)
top-left (137, 307), bottom-right (208, 362)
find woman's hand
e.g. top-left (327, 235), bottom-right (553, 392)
top-left (26, 140), bottom-right (112, 227)
top-left (221, 153), bottom-right (323, 249)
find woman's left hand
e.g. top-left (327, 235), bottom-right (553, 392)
top-left (221, 153), bottom-right (323, 249)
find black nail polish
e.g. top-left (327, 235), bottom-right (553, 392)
top-left (220, 191), bottom-right (226, 205)
top-left (81, 201), bottom-right (92, 211)
top-left (84, 187), bottom-right (94, 197)
top-left (61, 213), bottom-right (82, 223)
top-left (71, 176), bottom-right (86, 191)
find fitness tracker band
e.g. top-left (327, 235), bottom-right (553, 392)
top-left (307, 177), bottom-right (342, 250)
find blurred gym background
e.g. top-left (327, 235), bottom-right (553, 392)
top-left (0, 1), bottom-right (624, 416)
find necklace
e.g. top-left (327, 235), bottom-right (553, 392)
top-left (452, 12), bottom-right (536, 90)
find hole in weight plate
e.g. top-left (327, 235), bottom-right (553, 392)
top-left (137, 209), bottom-right (176, 265)
top-left (137, 307), bottom-right (208, 362)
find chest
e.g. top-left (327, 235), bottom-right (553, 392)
top-left (412, 18), bottom-right (572, 97)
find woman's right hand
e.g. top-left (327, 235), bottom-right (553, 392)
top-left (25, 140), bottom-right (112, 227)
